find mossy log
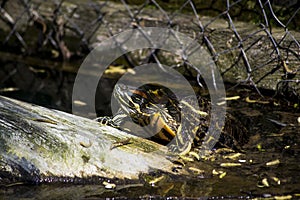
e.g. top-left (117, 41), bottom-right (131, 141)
top-left (0, 95), bottom-right (174, 184)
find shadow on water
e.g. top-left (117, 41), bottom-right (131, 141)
top-left (0, 56), bottom-right (299, 199)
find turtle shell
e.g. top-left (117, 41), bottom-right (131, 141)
top-left (108, 83), bottom-right (248, 153)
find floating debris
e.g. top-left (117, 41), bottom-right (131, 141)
top-left (73, 100), bottom-right (87, 106)
top-left (51, 49), bottom-right (60, 58)
top-left (212, 169), bottom-right (226, 178)
top-left (268, 118), bottom-right (287, 127)
top-left (188, 151), bottom-right (200, 160)
top-left (223, 153), bottom-right (242, 160)
top-left (220, 163), bottom-right (242, 167)
top-left (103, 181), bottom-right (116, 189)
top-left (105, 65), bottom-right (127, 75)
top-left (266, 159), bottom-right (280, 166)
top-left (262, 178), bottom-right (269, 187)
top-left (245, 96), bottom-right (269, 104)
top-left (271, 176), bottom-right (281, 185)
top-left (29, 66), bottom-right (47, 74)
top-left (214, 148), bottom-right (235, 154)
top-left (188, 167), bottom-right (205, 175)
top-left (0, 87), bottom-right (20, 92)
top-left (212, 169), bottom-right (221, 175)
top-left (149, 175), bottom-right (165, 186)
top-left (225, 96), bottom-right (240, 100)
top-left (104, 66), bottom-right (136, 76)
top-left (179, 155), bottom-right (194, 162)
top-left (219, 171), bottom-right (227, 179)
top-left (257, 143), bottom-right (265, 151)
top-left (274, 195), bottom-right (293, 200)
top-left (257, 178), bottom-right (269, 188)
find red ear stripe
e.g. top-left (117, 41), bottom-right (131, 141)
top-left (129, 89), bottom-right (148, 99)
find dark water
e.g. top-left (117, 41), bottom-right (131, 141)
top-left (0, 58), bottom-right (299, 199)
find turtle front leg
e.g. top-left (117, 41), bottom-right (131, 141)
top-left (95, 116), bottom-right (118, 128)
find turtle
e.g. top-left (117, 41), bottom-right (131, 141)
top-left (96, 83), bottom-right (248, 155)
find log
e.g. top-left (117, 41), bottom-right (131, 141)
top-left (0, 95), bottom-right (174, 184)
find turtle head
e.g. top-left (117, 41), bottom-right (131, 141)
top-left (113, 83), bottom-right (149, 116)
